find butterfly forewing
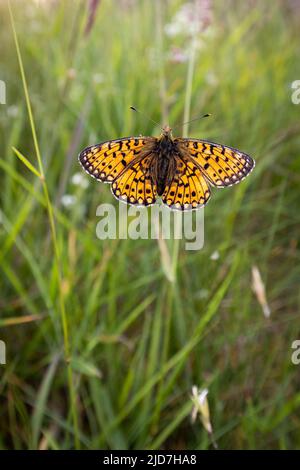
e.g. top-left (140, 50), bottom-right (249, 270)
top-left (176, 138), bottom-right (255, 187)
top-left (79, 136), bottom-right (155, 182)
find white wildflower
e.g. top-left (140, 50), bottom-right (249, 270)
top-left (165, 21), bottom-right (183, 38)
top-left (165, 0), bottom-right (212, 38)
top-left (7, 105), bottom-right (19, 118)
top-left (93, 73), bottom-right (104, 84)
top-left (205, 71), bottom-right (218, 86)
top-left (210, 250), bottom-right (220, 261)
top-left (61, 194), bottom-right (77, 208)
top-left (71, 172), bottom-right (89, 189)
top-left (195, 288), bottom-right (209, 299)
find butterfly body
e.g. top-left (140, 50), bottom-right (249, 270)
top-left (154, 129), bottom-right (177, 196)
top-left (79, 126), bottom-right (255, 210)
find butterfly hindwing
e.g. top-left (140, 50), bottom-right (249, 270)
top-left (162, 154), bottom-right (211, 210)
top-left (111, 154), bottom-right (157, 206)
top-left (176, 138), bottom-right (255, 187)
top-left (79, 137), bottom-right (155, 182)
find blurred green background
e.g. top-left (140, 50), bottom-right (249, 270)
top-left (1, 0), bottom-right (300, 450)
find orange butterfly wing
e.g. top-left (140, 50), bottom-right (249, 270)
top-left (162, 154), bottom-right (211, 210)
top-left (175, 138), bottom-right (255, 187)
top-left (78, 136), bottom-right (155, 182)
top-left (111, 154), bottom-right (157, 206)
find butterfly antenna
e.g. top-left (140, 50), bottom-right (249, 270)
top-left (173, 113), bottom-right (211, 131)
top-left (130, 106), bottom-right (162, 129)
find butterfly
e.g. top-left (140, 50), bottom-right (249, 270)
top-left (79, 126), bottom-right (255, 210)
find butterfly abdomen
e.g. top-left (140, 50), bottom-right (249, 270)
top-left (156, 134), bottom-right (176, 196)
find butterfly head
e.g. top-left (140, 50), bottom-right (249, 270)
top-left (161, 125), bottom-right (173, 138)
